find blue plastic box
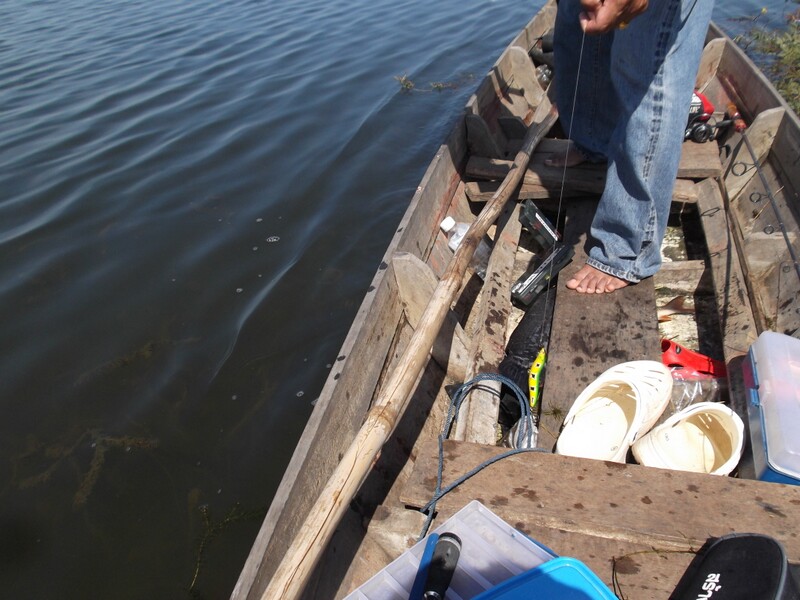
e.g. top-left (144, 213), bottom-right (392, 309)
top-left (473, 557), bottom-right (617, 600)
top-left (743, 331), bottom-right (800, 485)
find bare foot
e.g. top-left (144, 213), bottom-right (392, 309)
top-left (544, 142), bottom-right (588, 168)
top-left (566, 264), bottom-right (630, 294)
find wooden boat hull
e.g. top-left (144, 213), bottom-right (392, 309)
top-left (234, 3), bottom-right (800, 598)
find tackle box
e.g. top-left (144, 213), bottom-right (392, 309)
top-left (742, 331), bottom-right (800, 485)
top-left (344, 500), bottom-right (557, 600)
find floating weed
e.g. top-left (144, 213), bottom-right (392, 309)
top-left (395, 73), bottom-right (415, 91)
top-left (395, 72), bottom-right (475, 93)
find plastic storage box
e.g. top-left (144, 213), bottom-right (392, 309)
top-left (743, 331), bottom-right (800, 485)
top-left (472, 557), bottom-right (617, 600)
top-left (344, 501), bottom-right (557, 600)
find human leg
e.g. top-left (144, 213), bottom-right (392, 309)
top-left (552, 0), bottom-right (616, 162)
top-left (581, 0), bottom-right (715, 289)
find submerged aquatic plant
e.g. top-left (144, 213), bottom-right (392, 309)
top-left (188, 503), bottom-right (266, 598)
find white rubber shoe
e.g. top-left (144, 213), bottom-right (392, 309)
top-left (632, 401), bottom-right (745, 476)
top-left (555, 361), bottom-right (673, 463)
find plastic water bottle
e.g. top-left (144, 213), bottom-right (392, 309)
top-left (440, 217), bottom-right (491, 279)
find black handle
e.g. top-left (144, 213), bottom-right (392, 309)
top-left (422, 532), bottom-right (462, 600)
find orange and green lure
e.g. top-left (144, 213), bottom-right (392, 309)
top-left (528, 347), bottom-right (546, 409)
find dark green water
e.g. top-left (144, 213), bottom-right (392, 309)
top-left (0, 0), bottom-right (792, 597)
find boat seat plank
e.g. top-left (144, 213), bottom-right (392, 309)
top-left (401, 439), bottom-right (800, 557)
top-left (464, 177), bottom-right (698, 204)
top-left (537, 198), bottom-right (661, 451)
top-left (465, 139), bottom-right (721, 193)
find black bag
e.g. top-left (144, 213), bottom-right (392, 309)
top-left (671, 533), bottom-right (799, 600)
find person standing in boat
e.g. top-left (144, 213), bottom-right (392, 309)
top-left (549, 0), bottom-right (714, 293)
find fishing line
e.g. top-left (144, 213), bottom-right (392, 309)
top-left (532, 27), bottom-right (587, 349)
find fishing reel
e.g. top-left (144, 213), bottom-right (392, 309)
top-left (685, 91), bottom-right (716, 143)
top-left (684, 91), bottom-right (747, 143)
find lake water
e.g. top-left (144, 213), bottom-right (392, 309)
top-left (0, 0), bottom-right (793, 597)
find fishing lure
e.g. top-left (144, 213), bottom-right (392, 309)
top-left (528, 347), bottom-right (546, 409)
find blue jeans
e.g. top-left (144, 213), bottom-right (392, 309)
top-left (554, 0), bottom-right (714, 282)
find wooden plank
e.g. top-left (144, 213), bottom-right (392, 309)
top-left (464, 177), bottom-right (698, 204)
top-left (505, 46), bottom-right (545, 108)
top-left (676, 140), bottom-right (723, 178)
top-left (538, 199), bottom-right (661, 450)
top-left (695, 37), bottom-right (725, 92)
top-left (654, 259), bottom-right (712, 295)
top-left (400, 440), bottom-right (800, 596)
top-left (466, 142), bottom-right (720, 191)
top-left (454, 202), bottom-right (523, 444)
top-left (693, 178), bottom-right (758, 480)
top-left (724, 108), bottom-right (785, 201)
top-left (402, 439), bottom-right (800, 554)
top-left (771, 108), bottom-right (800, 195)
top-left (466, 113), bottom-right (504, 159)
top-left (393, 252), bottom-right (469, 381)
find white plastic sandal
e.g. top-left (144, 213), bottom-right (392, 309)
top-left (632, 401), bottom-right (745, 476)
top-left (555, 360), bottom-right (672, 463)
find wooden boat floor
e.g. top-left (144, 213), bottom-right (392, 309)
top-left (400, 439), bottom-right (800, 599)
top-left (539, 197), bottom-right (662, 450)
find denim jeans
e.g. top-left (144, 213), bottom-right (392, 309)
top-left (553, 0), bottom-right (715, 282)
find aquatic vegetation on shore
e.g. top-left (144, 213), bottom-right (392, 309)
top-left (738, 4), bottom-right (800, 114)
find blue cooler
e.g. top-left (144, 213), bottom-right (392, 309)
top-left (473, 557), bottom-right (617, 600)
top-left (742, 331), bottom-right (800, 485)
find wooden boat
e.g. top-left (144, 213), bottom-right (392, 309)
top-left (233, 2), bottom-right (800, 598)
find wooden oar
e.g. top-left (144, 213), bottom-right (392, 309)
top-left (263, 97), bottom-right (558, 600)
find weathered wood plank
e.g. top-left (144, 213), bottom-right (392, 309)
top-left (465, 178), bottom-right (698, 204)
top-left (693, 178), bottom-right (758, 481)
top-left (393, 252), bottom-right (469, 381)
top-left (538, 199), bottom-right (661, 451)
top-left (454, 202), bottom-right (523, 444)
top-left (466, 113), bottom-right (504, 159)
top-left (466, 142), bottom-right (720, 192)
top-left (655, 259), bottom-right (712, 295)
top-left (401, 439), bottom-right (800, 555)
top-left (400, 440), bottom-right (800, 597)
top-left (505, 46), bottom-right (545, 108)
top-left (724, 108), bottom-right (785, 201)
top-left (696, 37), bottom-right (725, 92)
